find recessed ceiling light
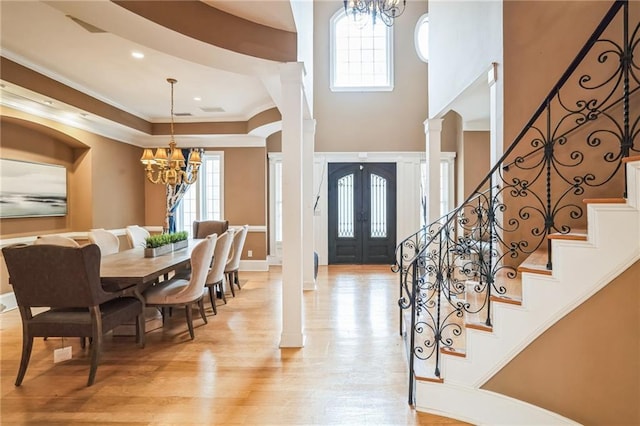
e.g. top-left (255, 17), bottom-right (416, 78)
top-left (43, 100), bottom-right (53, 105)
top-left (131, 51), bottom-right (144, 59)
top-left (193, 97), bottom-right (202, 101)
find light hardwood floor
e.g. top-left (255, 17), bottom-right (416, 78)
top-left (1, 265), bottom-right (469, 425)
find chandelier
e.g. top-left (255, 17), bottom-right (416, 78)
top-left (140, 78), bottom-right (201, 186)
top-left (343, 0), bottom-right (406, 26)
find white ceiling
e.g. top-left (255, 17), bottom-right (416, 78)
top-left (0, 0), bottom-right (296, 126)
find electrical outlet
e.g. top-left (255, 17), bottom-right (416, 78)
top-left (54, 346), bottom-right (72, 363)
top-left (248, 250), bottom-right (253, 258)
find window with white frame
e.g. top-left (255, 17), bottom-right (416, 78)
top-left (176, 153), bottom-right (223, 234)
top-left (420, 152), bottom-right (456, 227)
top-left (268, 154), bottom-right (283, 260)
top-left (415, 13), bottom-right (429, 63)
top-left (330, 8), bottom-right (394, 91)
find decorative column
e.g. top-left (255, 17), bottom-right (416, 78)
top-left (279, 62), bottom-right (305, 348)
top-left (302, 119), bottom-right (317, 291)
top-left (424, 118), bottom-right (443, 223)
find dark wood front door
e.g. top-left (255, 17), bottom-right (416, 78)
top-left (328, 163), bottom-right (396, 264)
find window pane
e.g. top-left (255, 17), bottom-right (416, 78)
top-left (181, 185), bottom-right (197, 234)
top-left (370, 173), bottom-right (387, 238)
top-left (275, 162), bottom-right (283, 242)
top-left (176, 153), bottom-right (223, 235)
top-left (337, 174), bottom-right (354, 238)
top-left (331, 10), bottom-right (392, 91)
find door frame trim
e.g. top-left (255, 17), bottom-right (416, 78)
top-left (314, 152), bottom-right (425, 266)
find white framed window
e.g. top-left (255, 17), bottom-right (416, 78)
top-left (330, 8), bottom-right (394, 92)
top-left (268, 153), bottom-right (283, 261)
top-left (176, 152), bottom-right (224, 234)
top-left (415, 13), bottom-right (429, 63)
top-left (420, 152), bottom-right (456, 227)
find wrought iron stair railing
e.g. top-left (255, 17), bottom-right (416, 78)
top-left (392, 0), bottom-right (639, 405)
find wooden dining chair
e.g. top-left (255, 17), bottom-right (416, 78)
top-left (143, 238), bottom-right (216, 340)
top-left (2, 243), bottom-right (144, 387)
top-left (204, 229), bottom-right (235, 314)
top-left (88, 229), bottom-right (119, 256)
top-left (224, 225), bottom-right (249, 297)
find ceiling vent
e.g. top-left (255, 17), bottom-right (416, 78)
top-left (66, 15), bottom-right (107, 33)
top-left (174, 112), bottom-right (192, 117)
top-left (200, 106), bottom-right (225, 113)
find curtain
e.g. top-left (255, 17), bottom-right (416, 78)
top-left (165, 148), bottom-right (203, 233)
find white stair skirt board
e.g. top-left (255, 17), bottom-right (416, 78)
top-left (416, 382), bottom-right (581, 425)
top-left (414, 160), bottom-right (640, 422)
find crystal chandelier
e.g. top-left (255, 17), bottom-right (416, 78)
top-left (343, 0), bottom-right (406, 26)
top-left (140, 78), bottom-right (201, 186)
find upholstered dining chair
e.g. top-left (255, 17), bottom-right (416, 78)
top-left (193, 220), bottom-right (229, 239)
top-left (143, 237), bottom-right (216, 340)
top-left (88, 229), bottom-right (119, 256)
top-left (1, 243), bottom-right (144, 387)
top-left (224, 225), bottom-right (249, 297)
top-left (34, 235), bottom-right (80, 247)
top-left (204, 228), bottom-right (235, 314)
top-left (125, 225), bottom-right (150, 249)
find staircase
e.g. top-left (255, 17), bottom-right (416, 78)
top-left (411, 159), bottom-right (640, 424)
top-left (393, 1), bottom-right (640, 423)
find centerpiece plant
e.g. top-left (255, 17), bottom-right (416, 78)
top-left (144, 231), bottom-right (189, 257)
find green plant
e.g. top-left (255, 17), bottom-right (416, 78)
top-left (169, 231), bottom-right (188, 243)
top-left (145, 231), bottom-right (188, 248)
top-left (145, 233), bottom-right (171, 249)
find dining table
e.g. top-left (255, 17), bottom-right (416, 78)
top-left (100, 242), bottom-right (198, 293)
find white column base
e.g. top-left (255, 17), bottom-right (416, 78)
top-left (279, 332), bottom-right (305, 348)
top-left (303, 279), bottom-right (317, 291)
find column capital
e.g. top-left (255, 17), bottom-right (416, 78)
top-left (423, 118), bottom-right (443, 133)
top-left (280, 62), bottom-right (306, 85)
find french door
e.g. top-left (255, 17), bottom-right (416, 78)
top-left (328, 163), bottom-right (396, 264)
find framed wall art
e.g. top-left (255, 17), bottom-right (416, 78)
top-left (0, 158), bottom-right (67, 218)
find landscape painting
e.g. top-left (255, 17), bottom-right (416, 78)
top-left (0, 159), bottom-right (67, 218)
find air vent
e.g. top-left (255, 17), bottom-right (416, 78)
top-left (174, 112), bottom-right (192, 117)
top-left (66, 15), bottom-right (107, 33)
top-left (200, 106), bottom-right (225, 113)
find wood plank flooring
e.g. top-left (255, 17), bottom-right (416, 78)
top-left (1, 265), bottom-right (469, 425)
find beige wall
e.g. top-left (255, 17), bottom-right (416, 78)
top-left (502, 1), bottom-right (612, 146)
top-left (483, 260), bottom-right (640, 425)
top-left (313, 0), bottom-right (428, 153)
top-left (462, 131), bottom-right (490, 200)
top-left (0, 107), bottom-right (146, 294)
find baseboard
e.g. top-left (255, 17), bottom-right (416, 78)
top-left (239, 259), bottom-right (268, 271)
top-left (0, 291), bottom-right (17, 313)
